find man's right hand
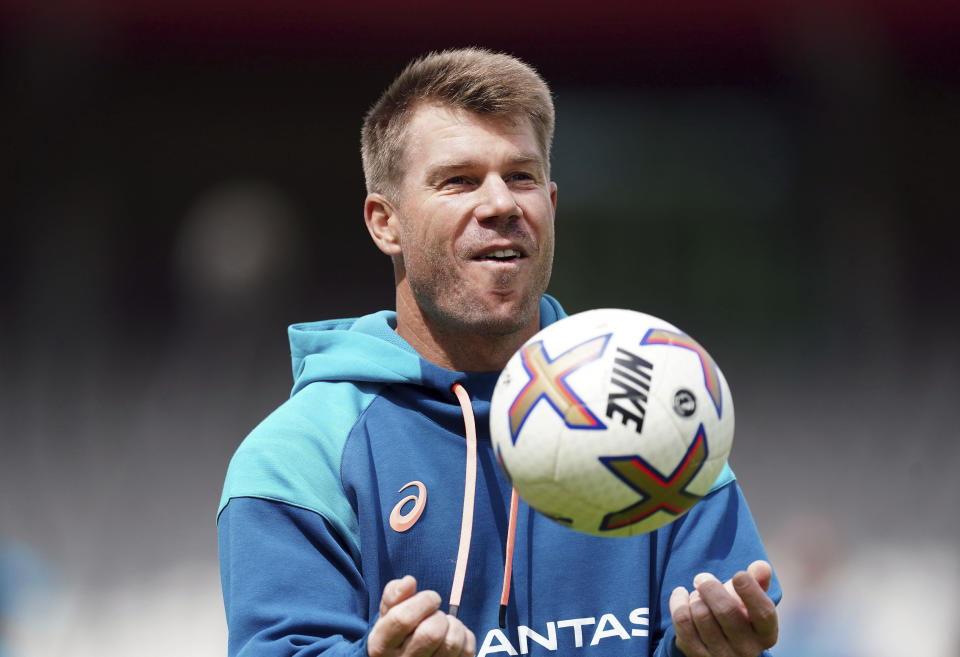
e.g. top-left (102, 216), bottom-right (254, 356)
top-left (368, 576), bottom-right (477, 657)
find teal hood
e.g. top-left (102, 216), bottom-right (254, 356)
top-left (286, 295), bottom-right (568, 395)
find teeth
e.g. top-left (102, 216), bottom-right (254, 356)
top-left (487, 249), bottom-right (521, 259)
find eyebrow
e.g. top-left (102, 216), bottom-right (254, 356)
top-left (425, 154), bottom-right (545, 184)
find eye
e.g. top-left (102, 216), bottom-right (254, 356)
top-left (507, 171), bottom-right (537, 184)
top-left (442, 175), bottom-right (471, 188)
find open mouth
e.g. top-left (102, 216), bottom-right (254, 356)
top-left (476, 248), bottom-right (524, 263)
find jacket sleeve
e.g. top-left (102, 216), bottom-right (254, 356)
top-left (651, 480), bottom-right (782, 657)
top-left (218, 496), bottom-right (372, 657)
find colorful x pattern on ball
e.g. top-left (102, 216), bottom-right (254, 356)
top-left (599, 424), bottom-right (708, 531)
top-left (641, 328), bottom-right (723, 418)
top-left (507, 334), bottom-right (610, 443)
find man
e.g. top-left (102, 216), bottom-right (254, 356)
top-left (218, 48), bottom-right (780, 657)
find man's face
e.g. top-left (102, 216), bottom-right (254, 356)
top-left (390, 103), bottom-right (557, 338)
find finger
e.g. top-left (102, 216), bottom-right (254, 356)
top-left (696, 572), bottom-right (749, 622)
top-left (747, 560), bottom-right (773, 592)
top-left (689, 578), bottom-right (737, 657)
top-left (695, 573), bottom-right (755, 656)
top-left (398, 609), bottom-right (449, 656)
top-left (433, 615), bottom-right (474, 657)
top-left (380, 575), bottom-right (418, 617)
top-left (669, 586), bottom-right (708, 657)
top-left (733, 570), bottom-right (779, 644)
top-left (721, 577), bottom-right (748, 615)
top-left (462, 622), bottom-right (477, 657)
top-left (369, 589), bottom-right (442, 656)
top-left (720, 560), bottom-right (773, 614)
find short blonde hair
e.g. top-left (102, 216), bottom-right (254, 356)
top-left (361, 47), bottom-right (555, 199)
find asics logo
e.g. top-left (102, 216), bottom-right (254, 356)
top-left (389, 481), bottom-right (427, 532)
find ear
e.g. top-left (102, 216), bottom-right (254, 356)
top-left (549, 181), bottom-right (558, 213)
top-left (364, 193), bottom-right (402, 256)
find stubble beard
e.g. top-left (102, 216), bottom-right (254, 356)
top-left (404, 243), bottom-right (553, 339)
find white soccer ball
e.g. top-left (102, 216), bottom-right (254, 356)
top-left (489, 308), bottom-right (735, 537)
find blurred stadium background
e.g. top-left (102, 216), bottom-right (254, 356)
top-left (1, 1), bottom-right (958, 655)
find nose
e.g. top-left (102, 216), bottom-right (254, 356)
top-left (474, 175), bottom-right (521, 224)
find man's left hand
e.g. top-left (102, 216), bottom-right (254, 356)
top-left (668, 559), bottom-right (778, 657)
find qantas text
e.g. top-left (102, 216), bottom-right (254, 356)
top-left (478, 607), bottom-right (650, 656)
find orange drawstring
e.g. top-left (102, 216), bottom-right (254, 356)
top-left (449, 383), bottom-right (477, 619)
top-left (499, 487), bottom-right (519, 628)
top-left (449, 382), bottom-right (519, 627)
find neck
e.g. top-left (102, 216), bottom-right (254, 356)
top-left (394, 290), bottom-right (539, 373)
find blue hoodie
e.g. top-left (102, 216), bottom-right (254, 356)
top-left (218, 296), bottom-right (780, 657)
